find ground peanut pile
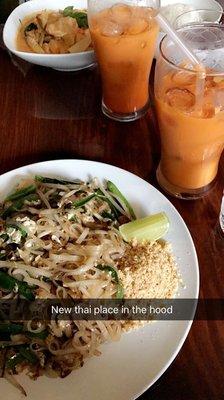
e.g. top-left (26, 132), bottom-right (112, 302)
top-left (118, 240), bottom-right (180, 299)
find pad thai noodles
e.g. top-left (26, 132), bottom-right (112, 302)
top-left (0, 175), bottom-right (178, 395)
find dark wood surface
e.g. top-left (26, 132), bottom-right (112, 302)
top-left (0, 4), bottom-right (224, 398)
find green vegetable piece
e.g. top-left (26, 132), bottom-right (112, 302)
top-left (96, 264), bottom-right (124, 299)
top-left (24, 23), bottom-right (38, 33)
top-left (25, 330), bottom-right (48, 340)
top-left (96, 264), bottom-right (118, 281)
top-left (0, 253), bottom-right (6, 261)
top-left (22, 193), bottom-right (38, 204)
top-left (18, 347), bottom-right (38, 364)
top-left (0, 323), bottom-right (23, 335)
top-left (0, 343), bottom-right (24, 349)
top-left (6, 347), bottom-right (38, 370)
top-left (62, 6), bottom-right (74, 16)
top-left (101, 211), bottom-right (115, 221)
top-left (107, 181), bottom-right (136, 220)
top-left (63, 7), bottom-right (88, 28)
top-left (0, 233), bottom-right (9, 242)
top-left (6, 353), bottom-right (25, 370)
top-left (95, 189), bottom-right (120, 219)
top-left (1, 193), bottom-right (38, 219)
top-left (116, 284), bottom-right (124, 299)
top-left (6, 184), bottom-right (36, 202)
top-left (72, 11), bottom-right (88, 28)
top-left (6, 223), bottom-right (27, 238)
top-left (119, 212), bottom-right (169, 242)
top-left (73, 194), bottom-right (95, 209)
top-left (0, 271), bottom-right (35, 301)
top-left (35, 175), bottom-right (81, 185)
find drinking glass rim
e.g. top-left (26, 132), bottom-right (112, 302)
top-left (159, 22), bottom-right (224, 77)
top-left (174, 8), bottom-right (224, 27)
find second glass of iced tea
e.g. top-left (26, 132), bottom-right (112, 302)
top-left (155, 22), bottom-right (224, 199)
top-left (88, 0), bottom-right (159, 121)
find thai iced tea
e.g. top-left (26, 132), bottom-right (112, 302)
top-left (89, 4), bottom-right (159, 120)
top-left (155, 69), bottom-right (224, 195)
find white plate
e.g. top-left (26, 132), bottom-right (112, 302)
top-left (3, 0), bottom-right (95, 71)
top-left (0, 159), bottom-right (199, 400)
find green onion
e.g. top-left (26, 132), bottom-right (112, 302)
top-left (95, 189), bottom-right (120, 219)
top-left (25, 330), bottom-right (48, 340)
top-left (18, 347), bottom-right (38, 364)
top-left (6, 223), bottom-right (27, 238)
top-left (0, 233), bottom-right (9, 242)
top-left (116, 284), bottom-right (124, 299)
top-left (101, 211), bottom-right (115, 221)
top-left (0, 271), bottom-right (35, 300)
top-left (6, 347), bottom-right (38, 370)
top-left (0, 253), bottom-right (6, 260)
top-left (73, 194), bottom-right (95, 208)
top-left (96, 264), bottom-right (124, 299)
top-left (0, 342), bottom-right (27, 349)
top-left (35, 175), bottom-right (81, 185)
top-left (6, 185), bottom-right (36, 202)
top-left (72, 188), bottom-right (122, 218)
top-left (6, 353), bottom-right (25, 370)
top-left (107, 181), bottom-right (136, 220)
top-left (0, 329), bottom-right (48, 345)
top-left (0, 323), bottom-right (23, 335)
top-left (68, 214), bottom-right (77, 222)
top-left (1, 194), bottom-right (39, 219)
top-left (119, 212), bottom-right (169, 242)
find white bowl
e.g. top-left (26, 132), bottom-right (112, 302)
top-left (3, 0), bottom-right (95, 71)
top-left (155, 0), bottom-right (223, 59)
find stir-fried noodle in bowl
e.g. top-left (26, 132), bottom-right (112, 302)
top-left (0, 175), bottom-right (179, 395)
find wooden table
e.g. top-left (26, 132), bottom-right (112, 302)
top-left (0, 6), bottom-right (224, 398)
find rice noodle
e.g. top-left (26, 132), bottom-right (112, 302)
top-left (0, 176), bottom-right (132, 383)
top-left (76, 227), bottom-right (89, 244)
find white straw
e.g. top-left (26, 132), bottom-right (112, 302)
top-left (156, 13), bottom-right (201, 66)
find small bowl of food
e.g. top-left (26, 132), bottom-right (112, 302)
top-left (3, 0), bottom-right (95, 71)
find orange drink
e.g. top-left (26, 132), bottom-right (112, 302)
top-left (88, 2), bottom-right (159, 121)
top-left (155, 25), bottom-right (224, 199)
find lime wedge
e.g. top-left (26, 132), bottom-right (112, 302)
top-left (119, 212), bottom-right (169, 242)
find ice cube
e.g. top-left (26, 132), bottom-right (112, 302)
top-left (214, 76), bottom-right (224, 89)
top-left (100, 19), bottom-right (124, 37)
top-left (134, 6), bottom-right (155, 19)
top-left (172, 71), bottom-right (195, 86)
top-left (110, 4), bottom-right (132, 23)
top-left (215, 88), bottom-right (224, 110)
top-left (165, 88), bottom-right (195, 110)
top-left (202, 103), bottom-right (215, 118)
top-left (127, 17), bottom-right (148, 35)
top-left (214, 76), bottom-right (224, 84)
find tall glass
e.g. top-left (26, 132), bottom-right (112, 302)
top-left (88, 0), bottom-right (160, 122)
top-left (174, 9), bottom-right (223, 29)
top-left (155, 21), bottom-right (224, 199)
